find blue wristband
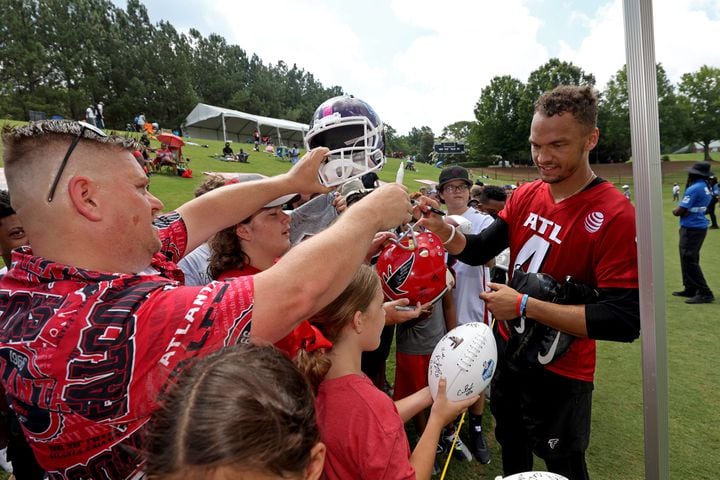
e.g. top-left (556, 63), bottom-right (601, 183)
top-left (520, 294), bottom-right (529, 318)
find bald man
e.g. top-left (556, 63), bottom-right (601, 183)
top-left (0, 120), bottom-right (411, 479)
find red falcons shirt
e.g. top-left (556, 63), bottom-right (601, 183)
top-left (0, 213), bottom-right (254, 479)
top-left (499, 180), bottom-right (638, 382)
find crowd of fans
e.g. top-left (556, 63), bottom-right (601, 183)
top-left (0, 87), bottom-right (644, 480)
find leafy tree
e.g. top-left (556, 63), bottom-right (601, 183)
top-left (406, 126), bottom-right (435, 162)
top-left (441, 121), bottom-right (473, 142)
top-left (469, 75), bottom-right (527, 164)
top-left (598, 66), bottom-right (631, 162)
top-left (523, 58), bottom-right (596, 107)
top-left (383, 123), bottom-right (409, 157)
top-left (678, 65), bottom-right (720, 160)
top-left (0, 0), bottom-right (344, 133)
top-left (599, 63), bottom-right (689, 162)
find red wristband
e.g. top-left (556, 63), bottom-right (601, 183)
top-left (516, 294), bottom-right (524, 317)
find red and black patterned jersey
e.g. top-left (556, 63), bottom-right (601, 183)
top-left (499, 180), bottom-right (638, 382)
top-left (0, 213), bottom-right (254, 479)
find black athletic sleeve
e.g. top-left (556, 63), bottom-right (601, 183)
top-left (585, 287), bottom-right (640, 342)
top-left (453, 217), bottom-right (510, 266)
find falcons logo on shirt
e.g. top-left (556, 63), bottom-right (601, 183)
top-left (381, 253), bottom-right (415, 296)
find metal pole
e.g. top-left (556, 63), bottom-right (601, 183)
top-left (221, 113), bottom-right (227, 143)
top-left (622, 1), bottom-right (669, 479)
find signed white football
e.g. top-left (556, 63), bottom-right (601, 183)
top-left (428, 322), bottom-right (497, 401)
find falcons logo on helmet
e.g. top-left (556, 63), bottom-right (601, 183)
top-left (381, 253), bottom-right (415, 296)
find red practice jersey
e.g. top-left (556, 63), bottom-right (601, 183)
top-left (499, 180), bottom-right (638, 382)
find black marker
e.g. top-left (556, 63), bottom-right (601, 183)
top-left (411, 200), bottom-right (445, 216)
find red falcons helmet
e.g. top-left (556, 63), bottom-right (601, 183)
top-left (376, 230), bottom-right (448, 306)
top-left (304, 95), bottom-right (385, 187)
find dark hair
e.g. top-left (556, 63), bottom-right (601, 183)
top-left (144, 344), bottom-right (319, 479)
top-left (479, 185), bottom-right (507, 203)
top-left (0, 190), bottom-right (15, 219)
top-left (208, 223), bottom-right (251, 280)
top-left (296, 265), bottom-right (380, 390)
top-left (535, 85), bottom-right (598, 131)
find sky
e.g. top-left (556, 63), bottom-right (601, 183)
top-left (114, 0), bottom-right (720, 135)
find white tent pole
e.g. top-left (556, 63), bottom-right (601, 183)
top-left (221, 113), bottom-right (227, 143)
top-left (622, 1), bottom-right (669, 479)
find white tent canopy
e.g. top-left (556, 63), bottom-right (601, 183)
top-left (182, 103), bottom-right (309, 146)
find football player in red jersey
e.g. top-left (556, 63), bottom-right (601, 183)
top-left (418, 85), bottom-right (640, 479)
top-left (0, 120), bottom-right (411, 479)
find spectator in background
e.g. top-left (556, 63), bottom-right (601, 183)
top-left (222, 142), bottom-right (234, 159)
top-left (154, 143), bottom-right (178, 175)
top-left (291, 143), bottom-right (300, 165)
top-left (95, 102), bottom-right (105, 129)
top-left (672, 162), bottom-right (715, 304)
top-left (136, 112), bottom-right (146, 132)
top-left (672, 182), bottom-right (680, 202)
top-left (707, 175), bottom-right (718, 229)
top-left (85, 104), bottom-right (96, 126)
top-left (253, 129), bottom-right (261, 151)
top-left (476, 185), bottom-right (507, 218)
top-left (622, 184), bottom-right (631, 201)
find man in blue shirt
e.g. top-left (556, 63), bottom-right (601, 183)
top-left (672, 162), bottom-right (715, 304)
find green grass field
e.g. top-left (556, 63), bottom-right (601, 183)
top-left (0, 122), bottom-right (718, 479)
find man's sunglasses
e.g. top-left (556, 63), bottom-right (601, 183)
top-left (47, 121), bottom-right (108, 202)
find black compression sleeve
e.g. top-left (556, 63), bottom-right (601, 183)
top-left (585, 287), bottom-right (640, 342)
top-left (454, 217), bottom-right (510, 266)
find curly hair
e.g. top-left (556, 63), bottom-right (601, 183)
top-left (207, 222), bottom-right (251, 280)
top-left (534, 85), bottom-right (598, 132)
top-left (144, 344), bottom-right (319, 479)
top-left (194, 174), bottom-right (229, 198)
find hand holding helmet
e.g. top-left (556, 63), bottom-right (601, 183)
top-left (284, 147), bottom-right (333, 196)
top-left (304, 95), bottom-right (386, 187)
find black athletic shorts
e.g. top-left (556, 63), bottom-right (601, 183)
top-left (490, 353), bottom-right (593, 461)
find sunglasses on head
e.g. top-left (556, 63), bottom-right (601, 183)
top-left (47, 121), bottom-right (108, 203)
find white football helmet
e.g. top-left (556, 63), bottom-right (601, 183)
top-left (304, 95), bottom-right (385, 187)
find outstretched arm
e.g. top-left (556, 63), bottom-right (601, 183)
top-left (251, 184), bottom-right (413, 342)
top-left (177, 148), bottom-right (331, 253)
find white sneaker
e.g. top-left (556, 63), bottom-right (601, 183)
top-left (442, 433), bottom-right (473, 462)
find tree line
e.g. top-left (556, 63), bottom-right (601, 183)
top-left (2, 1), bottom-right (718, 164)
top-left (464, 59), bottom-right (720, 165)
top-left (0, 0), bottom-right (343, 130)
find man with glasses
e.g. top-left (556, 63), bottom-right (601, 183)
top-left (0, 120), bottom-right (412, 479)
top-left (437, 165), bottom-right (494, 464)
